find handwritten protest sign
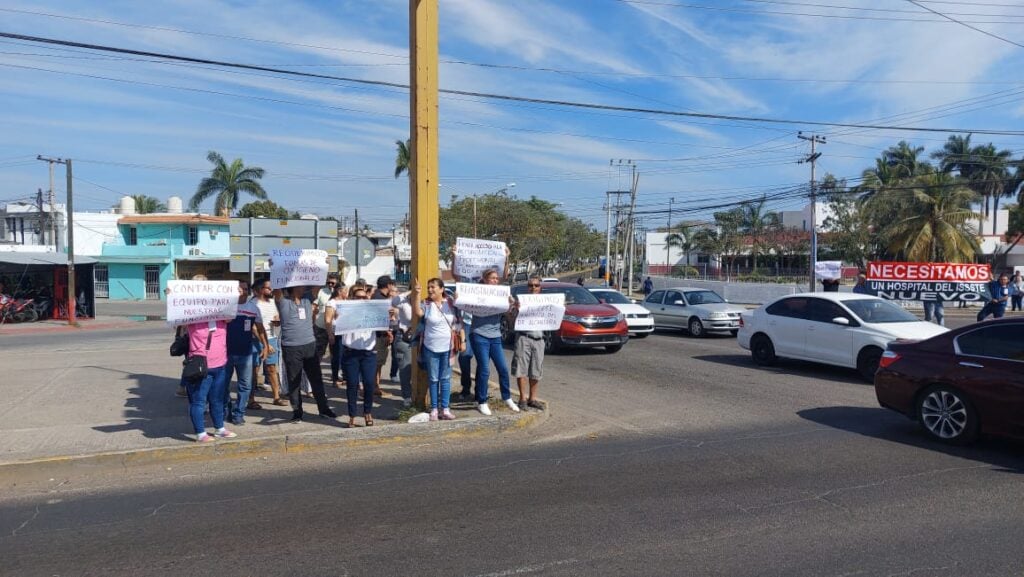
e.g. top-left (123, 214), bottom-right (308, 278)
top-left (166, 280), bottom-right (238, 326)
top-left (455, 237), bottom-right (506, 281)
top-left (270, 248), bottom-right (328, 289)
top-left (455, 282), bottom-right (511, 317)
top-left (814, 260), bottom-right (842, 280)
top-left (514, 293), bottom-right (565, 332)
top-left (333, 300), bottom-right (391, 334)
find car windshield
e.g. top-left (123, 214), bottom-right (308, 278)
top-left (843, 299), bottom-right (920, 323)
top-left (542, 286), bottom-right (600, 305)
top-left (683, 290), bottom-right (725, 305)
top-left (593, 290), bottom-right (632, 304)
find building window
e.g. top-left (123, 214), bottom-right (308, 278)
top-left (187, 226), bottom-right (198, 246)
top-left (127, 226), bottom-right (137, 246)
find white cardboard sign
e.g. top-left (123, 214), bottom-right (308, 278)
top-left (454, 282), bottom-right (511, 317)
top-left (455, 237), bottom-right (506, 281)
top-left (514, 293), bottom-right (565, 332)
top-left (815, 260), bottom-right (842, 281)
top-left (332, 300), bottom-right (391, 334)
top-left (166, 280), bottom-right (239, 326)
top-left (270, 248), bottom-right (328, 289)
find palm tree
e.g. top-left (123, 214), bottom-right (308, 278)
top-left (883, 141), bottom-right (931, 179)
top-left (738, 195), bottom-right (780, 273)
top-left (664, 223), bottom-right (697, 276)
top-left (190, 151), bottom-right (267, 217)
top-left (394, 139), bottom-right (411, 179)
top-left (968, 143), bottom-right (1013, 233)
top-left (132, 195), bottom-right (166, 214)
top-left (931, 134), bottom-right (974, 176)
top-left (884, 172), bottom-right (980, 263)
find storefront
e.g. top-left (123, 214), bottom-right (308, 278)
top-left (0, 252), bottom-right (97, 319)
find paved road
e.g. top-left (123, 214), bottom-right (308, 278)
top-left (2, 317), bottom-right (1023, 576)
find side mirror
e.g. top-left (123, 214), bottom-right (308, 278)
top-left (831, 317), bottom-right (851, 326)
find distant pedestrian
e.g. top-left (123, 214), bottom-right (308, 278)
top-left (272, 279), bottom-right (336, 423)
top-left (512, 276), bottom-right (546, 412)
top-left (643, 276), bottom-right (653, 297)
top-left (576, 276), bottom-right (584, 286)
top-left (223, 280), bottom-right (269, 425)
top-left (922, 298), bottom-right (945, 327)
top-left (412, 278), bottom-right (462, 421)
top-left (977, 273), bottom-right (1011, 321)
top-left (852, 273), bottom-right (870, 295)
top-left (322, 284), bottom-right (348, 388)
top-left (1011, 272), bottom-right (1023, 312)
top-left (338, 285), bottom-right (377, 428)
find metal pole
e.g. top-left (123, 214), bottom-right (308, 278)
top-left (66, 159), bottom-right (76, 325)
top-left (48, 161), bottom-right (56, 248)
top-left (799, 133), bottom-right (825, 293)
top-left (473, 195), bottom-right (477, 238)
top-left (625, 167), bottom-right (639, 296)
top-left (666, 196), bottom-right (673, 276)
top-left (354, 208), bottom-right (360, 279)
top-left (605, 192), bottom-right (612, 286)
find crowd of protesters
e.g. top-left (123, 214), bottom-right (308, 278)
top-left (173, 261), bottom-right (546, 442)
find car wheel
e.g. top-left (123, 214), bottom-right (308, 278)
top-left (729, 329), bottom-right (738, 337)
top-left (916, 385), bottom-right (978, 444)
top-left (688, 317), bottom-right (705, 338)
top-left (750, 334), bottom-right (776, 366)
top-left (544, 334), bottom-right (559, 354)
top-left (500, 317), bottom-right (513, 345)
top-left (604, 344), bottom-right (623, 353)
top-left (856, 346), bottom-right (883, 382)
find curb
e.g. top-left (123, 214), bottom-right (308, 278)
top-left (0, 406), bottom-right (548, 482)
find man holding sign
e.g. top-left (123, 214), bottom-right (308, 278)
top-left (511, 276), bottom-right (560, 411)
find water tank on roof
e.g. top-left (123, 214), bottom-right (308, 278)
top-left (119, 196), bottom-right (136, 215)
top-left (167, 196), bottom-right (183, 214)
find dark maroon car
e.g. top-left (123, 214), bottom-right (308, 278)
top-left (874, 318), bottom-right (1024, 445)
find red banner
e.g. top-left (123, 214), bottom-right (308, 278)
top-left (867, 262), bottom-right (991, 282)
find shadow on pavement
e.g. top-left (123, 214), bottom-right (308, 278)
top-left (90, 368), bottom-right (193, 442)
top-left (798, 405), bottom-right (1024, 474)
top-left (692, 354), bottom-right (866, 385)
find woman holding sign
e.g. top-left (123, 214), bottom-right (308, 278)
top-left (412, 278), bottom-right (463, 421)
top-left (469, 268), bottom-right (517, 416)
top-left (338, 286), bottom-right (378, 427)
top-left (323, 284), bottom-right (348, 388)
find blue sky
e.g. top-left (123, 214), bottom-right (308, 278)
top-left (1, 0), bottom-right (1023, 231)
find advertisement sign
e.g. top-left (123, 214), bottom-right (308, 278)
top-left (454, 282), bottom-right (511, 316)
top-left (166, 280), bottom-right (239, 326)
top-left (514, 293), bottom-right (566, 332)
top-left (866, 262), bottom-right (991, 302)
top-left (455, 237), bottom-right (507, 281)
top-left (270, 249), bottom-right (328, 289)
top-left (332, 300), bottom-right (391, 334)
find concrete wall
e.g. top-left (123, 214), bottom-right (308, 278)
top-left (105, 262), bottom-right (173, 300)
top-left (649, 275), bottom-right (803, 304)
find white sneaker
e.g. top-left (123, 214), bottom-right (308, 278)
top-left (477, 403), bottom-right (492, 416)
top-left (402, 398), bottom-right (413, 408)
top-left (505, 398), bottom-right (521, 413)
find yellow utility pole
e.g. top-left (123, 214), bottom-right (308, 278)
top-left (409, 0), bottom-right (439, 408)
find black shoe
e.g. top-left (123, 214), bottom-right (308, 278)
top-left (320, 409), bottom-right (338, 419)
top-left (230, 416), bottom-right (245, 426)
top-left (290, 412), bottom-right (303, 423)
top-left (527, 400), bottom-right (544, 411)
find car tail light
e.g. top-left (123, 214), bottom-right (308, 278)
top-left (878, 350), bottom-right (901, 369)
top-left (738, 316), bottom-right (744, 328)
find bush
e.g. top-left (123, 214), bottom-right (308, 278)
top-left (670, 266), bottom-right (700, 277)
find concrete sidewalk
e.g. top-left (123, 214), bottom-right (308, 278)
top-left (0, 329), bottom-right (544, 476)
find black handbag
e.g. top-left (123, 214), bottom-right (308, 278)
top-left (169, 333), bottom-right (189, 357)
top-left (181, 330), bottom-right (212, 384)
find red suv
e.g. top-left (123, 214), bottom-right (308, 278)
top-left (502, 282), bottom-right (629, 353)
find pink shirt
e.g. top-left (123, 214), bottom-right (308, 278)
top-left (187, 320), bottom-right (228, 369)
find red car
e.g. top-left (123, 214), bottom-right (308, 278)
top-left (502, 282), bottom-right (629, 353)
top-left (874, 317), bottom-right (1024, 444)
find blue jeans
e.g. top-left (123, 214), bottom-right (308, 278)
top-left (458, 334), bottom-right (474, 395)
top-left (922, 301), bottom-right (945, 327)
top-left (343, 347), bottom-right (377, 417)
top-left (471, 333), bottom-right (511, 403)
top-left (392, 336), bottom-right (413, 400)
top-left (330, 337), bottom-right (344, 383)
top-left (425, 348), bottom-right (452, 410)
top-left (186, 365), bottom-right (228, 435)
top-left (224, 352), bottom-right (254, 421)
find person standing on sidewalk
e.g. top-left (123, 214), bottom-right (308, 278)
top-left (323, 284), bottom-right (348, 388)
top-left (922, 297), bottom-right (945, 327)
top-left (390, 283), bottom-right (415, 407)
top-left (412, 278), bottom-right (462, 421)
top-left (978, 273), bottom-right (1012, 321)
top-left (183, 317), bottom-right (236, 443)
top-left (273, 281), bottom-right (337, 423)
top-left (371, 276), bottom-right (396, 393)
top-left (511, 276), bottom-right (546, 411)
top-left (311, 273), bottom-right (338, 361)
top-left (252, 279), bottom-right (288, 407)
top-left (457, 309), bottom-right (475, 401)
top-left (337, 285), bottom-right (377, 428)
top-left (469, 266), bottom-right (517, 416)
top-left (1011, 272), bottom-right (1023, 312)
top-left (223, 280), bottom-right (269, 425)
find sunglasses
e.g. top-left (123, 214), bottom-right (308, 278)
top-left (527, 283), bottom-right (540, 288)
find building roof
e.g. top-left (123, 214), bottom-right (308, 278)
top-left (118, 214), bottom-right (229, 226)
top-left (0, 252), bottom-right (97, 266)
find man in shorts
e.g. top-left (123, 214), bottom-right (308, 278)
top-left (511, 276), bottom-right (546, 411)
top-left (252, 279), bottom-right (288, 406)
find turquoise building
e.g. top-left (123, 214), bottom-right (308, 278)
top-left (97, 215), bottom-right (231, 300)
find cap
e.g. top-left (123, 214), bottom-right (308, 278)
top-left (376, 275), bottom-right (394, 289)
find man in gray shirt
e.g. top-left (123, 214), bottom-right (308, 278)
top-left (275, 285), bottom-right (336, 422)
top-left (511, 276), bottom-right (546, 411)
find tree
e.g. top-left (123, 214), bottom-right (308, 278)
top-left (968, 143), bottom-right (1013, 233)
top-left (882, 141), bottom-right (931, 179)
top-left (822, 193), bottom-right (873, 269)
top-left (737, 195), bottom-right (780, 273)
top-left (190, 151), bottom-right (267, 216)
top-left (883, 172), bottom-right (980, 263)
top-left (131, 195), bottom-right (166, 214)
top-left (237, 200), bottom-right (293, 219)
top-left (665, 222), bottom-right (699, 276)
top-left (394, 139), bottom-right (411, 179)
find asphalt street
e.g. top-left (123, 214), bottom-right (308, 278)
top-left (2, 314), bottom-right (1022, 577)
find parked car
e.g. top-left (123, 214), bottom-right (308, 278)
top-left (874, 318), bottom-right (1024, 444)
top-left (588, 288), bottom-right (655, 338)
top-left (642, 287), bottom-right (746, 337)
top-left (501, 282), bottom-right (629, 353)
top-left (737, 293), bottom-right (949, 381)
top-left (541, 277), bottom-right (560, 283)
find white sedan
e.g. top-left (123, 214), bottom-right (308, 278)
top-left (588, 288), bottom-right (655, 338)
top-left (737, 292), bottom-right (949, 381)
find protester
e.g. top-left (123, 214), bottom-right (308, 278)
top-left (643, 276), bottom-right (653, 297)
top-left (372, 276), bottom-right (396, 393)
top-left (512, 276), bottom-right (546, 412)
top-left (223, 280), bottom-right (269, 425)
top-left (468, 267), bottom-right (517, 415)
top-left (852, 273), bottom-right (870, 295)
top-left (821, 278), bottom-right (840, 292)
top-left (576, 276), bottom-right (584, 287)
top-left (412, 278), bottom-right (462, 420)
top-left (457, 310), bottom-right (475, 401)
top-left (1012, 271), bottom-right (1023, 312)
top-left (311, 273), bottom-right (339, 362)
top-left (322, 284), bottom-right (348, 388)
top-left (390, 283), bottom-right (415, 407)
top-left (337, 285), bottom-right (377, 428)
top-left (252, 279), bottom-right (288, 406)
top-left (922, 298), bottom-right (945, 327)
top-left (977, 273), bottom-right (1011, 321)
top-left (273, 280), bottom-right (336, 423)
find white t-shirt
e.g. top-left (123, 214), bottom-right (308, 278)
top-left (391, 292), bottom-right (414, 332)
top-left (314, 288), bottom-right (332, 329)
top-left (255, 298), bottom-right (278, 335)
top-left (422, 299), bottom-right (458, 354)
top-left (328, 298), bottom-right (346, 335)
top-left (342, 329), bottom-right (376, 351)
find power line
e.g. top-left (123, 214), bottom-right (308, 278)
top-left (613, 0), bottom-right (1024, 23)
top-left (3, 31), bottom-right (1023, 136)
top-left (905, 0), bottom-right (1024, 49)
